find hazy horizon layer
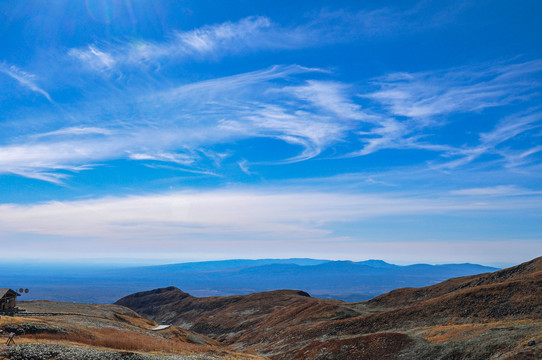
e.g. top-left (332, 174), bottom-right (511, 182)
top-left (0, 256), bottom-right (513, 268)
top-left (1, 257), bottom-right (499, 304)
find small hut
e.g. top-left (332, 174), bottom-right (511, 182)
top-left (0, 289), bottom-right (20, 313)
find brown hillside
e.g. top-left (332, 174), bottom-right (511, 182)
top-left (117, 288), bottom-right (356, 342)
top-left (116, 257), bottom-right (542, 359)
top-left (369, 256), bottom-right (542, 308)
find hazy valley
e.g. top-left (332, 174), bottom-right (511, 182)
top-left (1, 259), bottom-right (497, 304)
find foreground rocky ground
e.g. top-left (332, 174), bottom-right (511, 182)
top-left (0, 344), bottom-right (237, 360)
top-left (0, 302), bottom-right (264, 360)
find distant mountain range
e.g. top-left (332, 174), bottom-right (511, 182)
top-left (2, 258), bottom-right (497, 303)
top-left (114, 258), bottom-right (496, 301)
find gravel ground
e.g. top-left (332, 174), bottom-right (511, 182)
top-left (0, 344), bottom-right (225, 360)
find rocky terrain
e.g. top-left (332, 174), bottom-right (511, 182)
top-left (1, 257), bottom-right (539, 359)
top-left (0, 301), bottom-right (264, 360)
top-left (116, 256), bottom-right (542, 359)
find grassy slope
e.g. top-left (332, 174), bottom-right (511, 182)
top-left (0, 301), bottom-right (265, 360)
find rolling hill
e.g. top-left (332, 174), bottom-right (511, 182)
top-left (116, 256), bottom-right (542, 359)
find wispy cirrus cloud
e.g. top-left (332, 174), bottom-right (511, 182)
top-left (67, 6), bottom-right (443, 73)
top-left (0, 65), bottom-right (353, 181)
top-left (437, 109), bottom-right (542, 169)
top-left (128, 152), bottom-right (195, 166)
top-left (282, 80), bottom-right (372, 121)
top-left (480, 110), bottom-right (542, 146)
top-left (0, 139), bottom-right (118, 184)
top-left (68, 46), bottom-right (117, 72)
top-left (0, 63), bottom-right (53, 102)
top-left (68, 16), bottom-right (313, 71)
top-left (32, 127), bottom-right (113, 139)
top-left (2, 57), bottom-right (542, 184)
top-left (365, 60), bottom-right (542, 118)
top-left (237, 159), bottom-right (253, 176)
top-left (46, 13), bottom-right (540, 182)
top-left (450, 185), bottom-right (541, 196)
top-left (352, 61), bottom-right (542, 160)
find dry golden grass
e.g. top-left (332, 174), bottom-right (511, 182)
top-left (8, 328), bottom-right (264, 360)
top-left (419, 319), bottom-right (542, 344)
top-left (1, 316), bottom-right (43, 327)
top-left (1, 301), bottom-right (266, 360)
top-left (422, 323), bottom-right (488, 343)
top-left (24, 328), bottom-right (209, 354)
top-left (2, 312), bottom-right (209, 353)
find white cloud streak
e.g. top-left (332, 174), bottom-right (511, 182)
top-left (437, 110), bottom-right (542, 169)
top-left (237, 159), bottom-right (253, 175)
top-left (32, 127), bottom-right (112, 138)
top-left (0, 63), bottom-right (53, 102)
top-left (68, 16), bottom-right (314, 71)
top-left (449, 185), bottom-right (542, 196)
top-left (128, 152), bottom-right (195, 166)
top-left (0, 188), bottom-right (537, 240)
top-left (365, 61), bottom-right (542, 118)
top-left (68, 46), bottom-right (117, 71)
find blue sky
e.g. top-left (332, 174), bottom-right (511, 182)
top-left (0, 0), bottom-right (541, 266)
